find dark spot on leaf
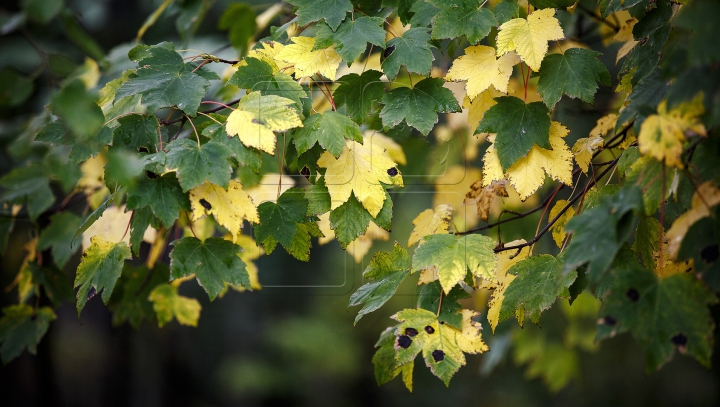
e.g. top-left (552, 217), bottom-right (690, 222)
top-left (626, 288), bottom-right (640, 302)
top-left (387, 167), bottom-right (398, 176)
top-left (439, 321), bottom-right (445, 324)
top-left (405, 327), bottom-right (418, 337)
top-left (146, 170), bottom-right (158, 179)
top-left (199, 199), bottom-right (212, 210)
top-left (138, 147), bottom-right (149, 153)
top-left (639, 37), bottom-right (649, 46)
top-left (382, 45), bottom-right (395, 60)
top-left (671, 333), bottom-right (688, 347)
top-left (425, 325), bottom-right (435, 334)
top-left (396, 335), bottom-right (412, 349)
top-left (701, 245), bottom-right (719, 263)
top-left (602, 316), bottom-right (617, 326)
top-left (432, 349), bottom-right (445, 362)
top-left (87, 286), bottom-right (97, 300)
top-left (300, 166), bottom-right (310, 180)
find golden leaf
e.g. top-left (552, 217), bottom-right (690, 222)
top-left (666, 181), bottom-right (720, 258)
top-left (189, 180), bottom-right (259, 243)
top-left (275, 36), bottom-right (342, 80)
top-left (446, 45), bottom-right (519, 99)
top-left (549, 199), bottom-right (574, 248)
top-left (408, 204), bottom-right (454, 246)
top-left (486, 239), bottom-right (531, 332)
top-left (496, 8), bottom-right (565, 71)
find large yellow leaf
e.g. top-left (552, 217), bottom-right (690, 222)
top-left (408, 204), bottom-right (454, 247)
top-left (233, 234), bottom-right (264, 291)
top-left (446, 45), bottom-right (519, 99)
top-left (638, 94), bottom-right (706, 168)
top-left (317, 140), bottom-right (403, 218)
top-left (275, 36), bottom-right (342, 80)
top-left (244, 41), bottom-right (293, 75)
top-left (225, 91), bottom-right (303, 155)
top-left (486, 239), bottom-right (530, 332)
top-left (496, 8), bottom-right (565, 72)
top-left (189, 180), bottom-right (259, 243)
top-left (483, 122), bottom-right (573, 200)
top-left (666, 181), bottom-right (720, 258)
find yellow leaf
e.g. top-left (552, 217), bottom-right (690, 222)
top-left (616, 40), bottom-right (638, 64)
top-left (318, 140), bottom-right (403, 218)
top-left (78, 154), bottom-right (110, 209)
top-left (316, 212), bottom-right (335, 245)
top-left (244, 41), bottom-right (293, 74)
top-left (347, 222), bottom-right (390, 263)
top-left (244, 173), bottom-right (295, 204)
top-left (364, 131), bottom-right (407, 165)
top-left (613, 13), bottom-right (638, 43)
top-left (483, 122), bottom-right (573, 200)
top-left (418, 265), bottom-right (439, 285)
top-left (408, 205), bottom-right (454, 246)
top-left (464, 179), bottom-right (508, 222)
top-left (225, 91), bottom-right (303, 155)
top-left (666, 181), bottom-right (720, 258)
top-left (275, 36), bottom-right (342, 80)
top-left (496, 8), bottom-right (565, 71)
top-left (148, 284), bottom-right (201, 328)
top-left (590, 113), bottom-right (618, 138)
top-left (189, 180), bottom-right (259, 243)
top-left (638, 94), bottom-right (706, 168)
top-left (455, 309), bottom-right (490, 354)
top-left (233, 234), bottom-right (264, 291)
top-left (655, 243), bottom-right (694, 279)
top-left (549, 199), bottom-right (574, 248)
top-left (572, 135), bottom-right (604, 174)
top-left (464, 87), bottom-right (503, 135)
top-left (82, 204), bottom-right (132, 251)
top-left (486, 239), bottom-right (531, 332)
top-left (446, 45), bottom-right (519, 99)
top-left (433, 166), bottom-right (484, 229)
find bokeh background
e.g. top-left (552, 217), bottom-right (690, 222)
top-left (1, 0), bottom-right (719, 406)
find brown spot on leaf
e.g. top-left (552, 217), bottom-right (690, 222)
top-left (405, 327), bottom-right (418, 337)
top-left (626, 288), bottom-right (640, 302)
top-left (424, 325), bottom-right (435, 334)
top-left (431, 349), bottom-right (445, 362)
top-left (396, 335), bottom-right (412, 349)
top-left (199, 199), bottom-right (212, 210)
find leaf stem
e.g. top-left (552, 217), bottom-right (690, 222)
top-left (185, 115), bottom-right (202, 148)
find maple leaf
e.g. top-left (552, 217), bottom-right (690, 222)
top-left (148, 284), bottom-right (201, 328)
top-left (233, 234), bottom-right (264, 291)
top-left (464, 179), bottom-right (508, 222)
top-left (381, 28), bottom-right (434, 80)
top-left (170, 237), bottom-right (250, 300)
top-left (408, 205), bottom-right (454, 247)
top-left (292, 111), bottom-right (363, 158)
top-left (412, 234), bottom-right (496, 293)
top-left (126, 173), bottom-right (189, 228)
top-left (165, 139), bottom-right (233, 192)
top-left (638, 94), bottom-right (706, 168)
top-left (373, 327), bottom-right (414, 391)
top-left (666, 181), bottom-right (720, 259)
top-left (228, 57), bottom-right (306, 108)
top-left (572, 135), bottom-right (604, 174)
top-left (496, 8), bottom-right (565, 72)
top-left (37, 213), bottom-right (82, 269)
top-left (318, 140), bottom-right (403, 218)
top-left (446, 45), bottom-right (519, 99)
top-left (0, 305), bottom-right (56, 364)
top-left (499, 254), bottom-right (577, 326)
top-left (380, 78), bottom-right (462, 135)
top-left (225, 91), bottom-right (303, 155)
top-left (189, 180), bottom-right (259, 243)
top-left (477, 96), bottom-right (551, 171)
top-left (112, 115), bottom-right (165, 153)
top-left (245, 41), bottom-right (292, 74)
top-left (549, 199), bottom-right (574, 248)
top-left (537, 48), bottom-right (611, 108)
top-left (286, 0), bottom-right (352, 30)
top-left (464, 87), bottom-right (502, 135)
top-left (392, 308), bottom-right (488, 385)
top-left (349, 243), bottom-right (411, 324)
top-left (74, 235), bottom-right (132, 315)
top-left (430, 0), bottom-right (497, 44)
top-left (333, 71), bottom-right (386, 123)
top-left (483, 121), bottom-right (573, 200)
top-left (326, 189), bottom-right (393, 248)
top-left (275, 36), bottom-right (342, 80)
top-left (486, 240), bottom-right (531, 332)
top-left (314, 17), bottom-right (386, 64)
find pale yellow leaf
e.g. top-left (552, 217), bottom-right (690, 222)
top-left (225, 91), bottom-right (302, 155)
top-left (464, 87), bottom-right (503, 136)
top-left (655, 243), bottom-right (694, 279)
top-left (82, 204), bottom-right (131, 251)
top-left (148, 284), bottom-right (201, 327)
top-left (572, 135), bottom-right (604, 174)
top-left (408, 204), bottom-right (454, 246)
top-left (666, 181), bottom-right (720, 258)
top-left (496, 8), bottom-right (565, 71)
top-left (78, 154), bottom-right (110, 209)
top-left (549, 199), bottom-right (574, 248)
top-left (347, 222), bottom-right (390, 263)
top-left (446, 45), bottom-right (519, 98)
top-left (486, 239), bottom-right (531, 332)
top-left (244, 173), bottom-right (295, 204)
top-left (364, 130), bottom-right (407, 165)
top-left (613, 13), bottom-right (638, 42)
top-left (455, 309), bottom-right (490, 354)
top-left (275, 36), bottom-right (342, 80)
top-left (318, 140), bottom-right (403, 218)
top-left (244, 41), bottom-right (293, 74)
top-left (616, 40), bottom-right (638, 64)
top-left (189, 180), bottom-right (258, 243)
top-left (589, 113), bottom-right (618, 138)
top-left (316, 212), bottom-right (335, 245)
top-left (418, 265), bottom-right (439, 285)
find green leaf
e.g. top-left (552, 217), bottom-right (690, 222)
top-left (493, 0), bottom-right (519, 25)
top-left (417, 282), bottom-right (471, 329)
top-left (228, 57), bottom-right (306, 109)
top-left (677, 207), bottom-right (720, 291)
top-left (597, 267), bottom-right (718, 372)
top-left (306, 177), bottom-right (332, 216)
top-left (37, 212), bottom-right (82, 268)
top-left (633, 214), bottom-right (661, 270)
top-left (50, 79), bottom-right (105, 139)
top-left (381, 28), bottom-right (434, 80)
top-left (382, 0), bottom-right (416, 24)
top-left (0, 67), bottom-right (34, 108)
top-left (126, 173), bottom-right (190, 228)
top-left (165, 139), bottom-right (233, 191)
top-left (412, 234), bottom-right (497, 293)
top-left (349, 243), bottom-right (411, 324)
top-left (128, 207), bottom-right (154, 257)
top-left (333, 70), bottom-right (386, 123)
top-left (528, 0), bottom-right (577, 10)
top-left (372, 326), bottom-right (415, 391)
top-left (0, 305), bottom-right (56, 364)
top-left (537, 48), bottom-right (611, 109)
top-left (315, 17), bottom-right (386, 64)
top-left (218, 3), bottom-right (257, 54)
top-left (148, 283), bottom-right (202, 327)
top-left (674, 0), bottom-right (720, 66)
top-left (476, 96), bottom-right (551, 171)
top-left (598, 0), bottom-right (646, 18)
top-left (0, 163), bottom-right (54, 221)
top-left (616, 69), bottom-right (668, 133)
top-left (201, 121), bottom-right (262, 172)
top-left (108, 264), bottom-right (169, 329)
top-left (409, 0), bottom-right (440, 27)
top-left (563, 186), bottom-right (644, 282)
top-left (499, 254), bottom-right (577, 326)
top-left (624, 156), bottom-right (673, 215)
top-left (329, 191), bottom-right (393, 248)
top-left (170, 237), bottom-right (250, 300)
top-left (72, 189), bottom-right (117, 243)
top-left (293, 111), bottom-right (363, 157)
top-left (287, 0), bottom-right (352, 30)
top-left (112, 115), bottom-right (166, 153)
top-left (115, 43), bottom-right (212, 115)
top-left (380, 77), bottom-right (461, 135)
top-left (74, 236), bottom-right (132, 315)
top-left (27, 262), bottom-right (73, 306)
top-left (431, 0), bottom-right (497, 44)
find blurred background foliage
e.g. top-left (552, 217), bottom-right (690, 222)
top-left (0, 0), bottom-right (719, 405)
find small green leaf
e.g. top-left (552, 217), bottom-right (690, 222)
top-left (126, 173), bottom-right (190, 228)
top-left (37, 212), bottom-right (82, 268)
top-left (228, 57), bottom-right (306, 109)
top-left (74, 236), bottom-right (132, 315)
top-left (112, 115), bottom-right (166, 153)
top-left (0, 305), bottom-right (56, 364)
top-left (165, 139), bottom-right (233, 191)
top-left (315, 17), bottom-right (386, 64)
top-left (329, 192), bottom-right (392, 248)
top-left (381, 28), bottom-right (434, 80)
top-left (333, 70), bottom-right (386, 123)
top-left (293, 111), bottom-right (363, 157)
top-left (218, 3), bottom-right (257, 54)
top-left (493, 0), bottom-right (519, 25)
top-left (287, 0), bottom-right (353, 30)
top-left (431, 0), bottom-right (497, 44)
top-left (148, 283), bottom-right (202, 327)
top-left (537, 48), bottom-right (611, 109)
top-left (380, 77), bottom-right (461, 135)
top-left (417, 281), bottom-right (471, 329)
